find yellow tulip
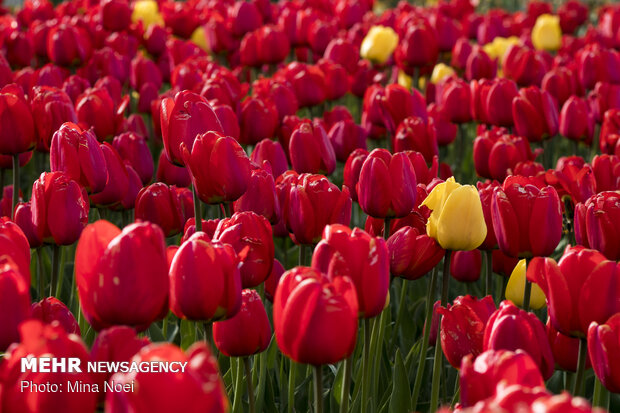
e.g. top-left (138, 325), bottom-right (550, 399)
top-left (430, 63), bottom-right (455, 84)
top-left (483, 36), bottom-right (520, 61)
top-left (131, 0), bottom-right (164, 28)
top-left (397, 70), bottom-right (412, 89)
top-left (190, 26), bottom-right (210, 53)
top-left (531, 14), bottom-right (562, 51)
top-left (360, 26), bottom-right (399, 64)
top-left (506, 259), bottom-right (546, 310)
top-left (421, 177), bottom-right (487, 251)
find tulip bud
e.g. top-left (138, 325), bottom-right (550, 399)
top-left (512, 86), bottom-right (559, 143)
top-left (156, 150), bottom-right (191, 188)
top-left (532, 14), bottom-right (562, 51)
top-left (289, 120), bottom-right (337, 175)
top-left (274, 266), bottom-right (358, 365)
top-left (0, 84), bottom-right (35, 155)
top-left (0, 256), bottom-right (30, 351)
top-left (357, 149), bottom-right (418, 218)
top-left (547, 319), bottom-right (590, 372)
top-left (234, 166), bottom-right (280, 224)
top-left (450, 249), bottom-right (482, 282)
top-left (76, 221), bottom-right (169, 331)
top-left (251, 139), bottom-right (289, 179)
top-left (312, 224), bottom-right (389, 319)
top-left (422, 177), bottom-right (487, 251)
top-left (239, 97), bottom-right (279, 145)
top-left (213, 289), bottom-right (271, 357)
top-left (105, 343), bottom-right (228, 412)
top-left (588, 313), bottom-right (620, 392)
top-left (135, 183), bottom-right (192, 237)
top-left (1, 320), bottom-right (97, 412)
top-left (89, 143), bottom-right (129, 207)
top-left (182, 131), bottom-right (252, 205)
top-left (169, 233), bottom-right (242, 321)
top-left (360, 26), bottom-right (398, 64)
top-left (387, 226), bottom-right (445, 280)
top-left (213, 212), bottom-right (274, 288)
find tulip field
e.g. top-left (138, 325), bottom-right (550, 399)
top-left (4, 0), bottom-right (620, 412)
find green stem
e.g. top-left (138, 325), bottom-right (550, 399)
top-left (411, 265), bottom-right (439, 411)
top-left (523, 279), bottom-right (532, 312)
top-left (593, 376), bottom-right (603, 407)
top-left (299, 244), bottom-right (306, 267)
top-left (0, 168), bottom-right (5, 190)
top-left (390, 279), bottom-right (408, 349)
top-left (12, 154), bottom-right (19, 219)
top-left (36, 248), bottom-right (45, 300)
top-left (232, 358), bottom-right (244, 413)
top-left (204, 322), bottom-right (213, 349)
top-left (384, 218), bottom-right (391, 240)
top-left (244, 357), bottom-right (256, 413)
top-left (50, 244), bottom-right (61, 298)
top-left (339, 356), bottom-right (353, 413)
top-left (430, 250), bottom-right (451, 412)
top-left (313, 365), bottom-right (323, 413)
top-left (288, 360), bottom-right (296, 413)
top-left (573, 338), bottom-right (587, 397)
top-left (485, 250), bottom-right (493, 297)
top-left (193, 186), bottom-right (202, 232)
top-left (362, 318), bottom-right (371, 413)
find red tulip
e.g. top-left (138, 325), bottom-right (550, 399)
top-left (112, 131), bottom-right (154, 186)
top-left (588, 313), bottom-right (620, 393)
top-left (591, 154), bottom-right (620, 192)
top-left (252, 79), bottom-right (298, 122)
top-left (324, 38), bottom-right (358, 74)
top-left (574, 191), bottom-right (620, 260)
top-left (450, 249), bottom-right (482, 282)
top-left (105, 343), bottom-right (228, 413)
top-left (547, 319), bottom-right (590, 372)
top-left (599, 108), bottom-right (620, 154)
top-left (256, 25), bottom-right (290, 64)
top-left (50, 122), bottom-right (108, 194)
top-left (89, 143), bottom-right (129, 207)
top-left (473, 126), bottom-right (536, 181)
top-left (156, 150), bottom-right (191, 188)
top-left (512, 86), bottom-right (559, 143)
top-left (312, 224), bottom-right (389, 319)
top-left (542, 67), bottom-right (579, 108)
top-left (276, 62), bottom-right (327, 107)
top-left (213, 211), bottom-right (274, 288)
top-left (160, 90), bottom-right (223, 166)
top-left (30, 86), bottom-right (77, 151)
top-left (239, 96), bottom-right (279, 145)
top-left (484, 300), bottom-right (554, 379)
top-left (435, 76), bottom-right (472, 123)
top-left (213, 289), bottom-right (271, 357)
top-left (273, 266), bottom-right (358, 365)
top-left (282, 173), bottom-right (351, 244)
top-left (13, 202), bottom-right (42, 248)
top-left (75, 221), bottom-right (169, 331)
top-left (251, 139), bottom-right (289, 179)
top-left (357, 148), bottom-right (417, 218)
top-left (528, 245), bottom-right (620, 337)
top-left (31, 171), bottom-right (89, 246)
top-left (0, 256), bottom-right (30, 351)
top-left (465, 46), bottom-right (496, 81)
top-left (477, 180), bottom-right (499, 250)
top-left (0, 83), bottom-right (35, 155)
top-left (387, 226), bottom-right (445, 280)
top-left (234, 165), bottom-right (280, 224)
top-left (471, 78), bottom-right (518, 127)
top-left (0, 217), bottom-right (31, 282)
top-left (135, 183), bottom-right (192, 237)
top-left (491, 175), bottom-right (562, 258)
top-left (460, 349), bottom-right (545, 408)
top-left (76, 87), bottom-right (127, 141)
top-left (559, 96), bottom-right (594, 144)
top-left (169, 232), bottom-right (241, 321)
top-left (130, 54), bottom-right (162, 92)
top-left (576, 44), bottom-right (620, 91)
top-left (0, 320), bottom-right (97, 413)
top-left (90, 326), bottom-right (150, 395)
top-left (394, 116), bottom-right (438, 164)
top-left (100, 0), bottom-right (132, 31)
top-left (343, 148), bottom-right (368, 203)
top-left (395, 22), bottom-right (438, 71)
top-left (31, 297), bottom-right (80, 335)
top-left (47, 23), bottom-right (91, 67)
top-left (289, 120), bottom-right (336, 175)
top-left (181, 131), bottom-right (252, 205)
top-left (438, 295), bottom-right (496, 368)
top-left (318, 59), bottom-right (349, 101)
top-left (503, 45), bottom-right (550, 87)
top-left (545, 156), bottom-right (596, 205)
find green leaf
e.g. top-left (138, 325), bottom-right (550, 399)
top-left (331, 362), bottom-right (344, 405)
top-left (389, 349), bottom-right (411, 413)
top-left (148, 322), bottom-right (166, 342)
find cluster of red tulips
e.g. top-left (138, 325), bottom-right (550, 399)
top-left (1, 0), bottom-right (620, 412)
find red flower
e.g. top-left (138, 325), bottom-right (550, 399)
top-left (213, 289), bottom-right (272, 357)
top-left (31, 297), bottom-right (80, 335)
top-left (0, 256), bottom-right (30, 351)
top-left (574, 191), bottom-right (620, 260)
top-left (387, 226), bottom-right (444, 280)
top-left (512, 86), bottom-right (559, 143)
top-left (75, 221), bottom-right (169, 331)
top-left (273, 266), bottom-right (358, 365)
top-left (588, 313), bottom-right (620, 393)
top-left (135, 183), bottom-right (192, 237)
top-left (289, 120), bottom-right (336, 175)
top-left (0, 84), bottom-right (35, 155)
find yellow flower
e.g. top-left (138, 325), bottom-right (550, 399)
top-left (397, 70), bottom-right (412, 89)
top-left (430, 63), bottom-right (455, 84)
top-left (131, 0), bottom-right (164, 29)
top-left (531, 14), bottom-right (562, 51)
top-left (360, 26), bottom-right (399, 64)
top-left (421, 177), bottom-right (487, 251)
top-left (506, 259), bottom-right (546, 310)
top-left (483, 36), bottom-right (520, 61)
top-left (191, 26), bottom-right (210, 53)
